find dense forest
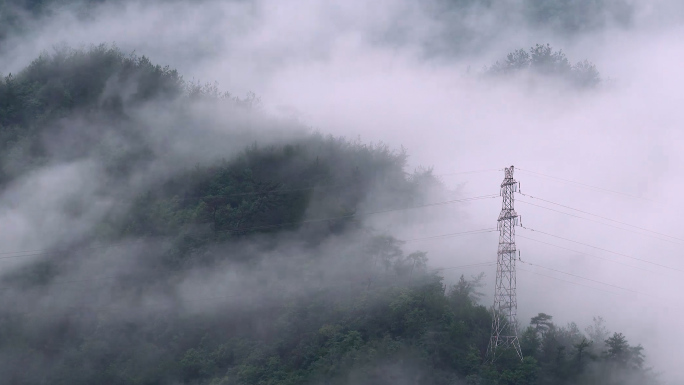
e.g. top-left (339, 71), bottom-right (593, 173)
top-left (0, 43), bottom-right (659, 384)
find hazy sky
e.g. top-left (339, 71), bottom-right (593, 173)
top-left (3, 0), bottom-right (684, 382)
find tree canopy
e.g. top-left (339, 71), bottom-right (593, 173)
top-left (486, 44), bottom-right (602, 88)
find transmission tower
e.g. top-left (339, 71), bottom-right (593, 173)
top-left (487, 165), bottom-right (523, 362)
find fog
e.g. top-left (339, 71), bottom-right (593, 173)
top-left (1, 0), bottom-right (683, 383)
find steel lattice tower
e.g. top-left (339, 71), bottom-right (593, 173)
top-left (487, 166), bottom-right (523, 362)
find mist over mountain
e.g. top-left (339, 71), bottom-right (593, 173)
top-left (0, 0), bottom-right (681, 384)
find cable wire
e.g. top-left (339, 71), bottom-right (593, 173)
top-left (517, 199), bottom-right (682, 245)
top-left (401, 228), bottom-right (497, 243)
top-left (519, 256), bottom-right (674, 314)
top-left (0, 248), bottom-right (47, 256)
top-left (0, 194), bottom-right (500, 259)
top-left (518, 191), bottom-right (683, 242)
top-left (0, 228), bottom-right (498, 292)
top-left (1, 260), bottom-right (498, 316)
top-left (516, 168), bottom-right (651, 201)
top-left (436, 169), bottom-right (503, 177)
top-left (175, 168), bottom-right (503, 198)
top-left (520, 226), bottom-right (684, 273)
top-left (518, 259), bottom-right (644, 295)
top-left (518, 267), bottom-right (627, 297)
top-left (216, 194), bottom-right (499, 234)
top-left (517, 234), bottom-right (664, 276)
top-left (433, 262), bottom-right (496, 272)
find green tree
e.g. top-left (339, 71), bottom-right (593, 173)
top-left (605, 332), bottom-right (645, 369)
top-left (573, 338), bottom-right (592, 369)
top-left (530, 313), bottom-right (554, 336)
top-left (486, 43), bottom-right (602, 88)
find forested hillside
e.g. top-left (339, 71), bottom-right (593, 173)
top-left (0, 46), bottom-right (659, 384)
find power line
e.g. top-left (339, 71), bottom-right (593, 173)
top-left (0, 248), bottom-right (46, 256)
top-left (436, 169), bottom-right (502, 177)
top-left (517, 260), bottom-right (666, 308)
top-left (434, 262), bottom-right (496, 272)
top-left (0, 194), bottom-right (500, 259)
top-left (518, 192), bottom-right (684, 244)
top-left (0, 260), bottom-right (498, 316)
top-left (0, 230), bottom-right (667, 315)
top-left (216, 194), bottom-right (499, 234)
top-left (177, 168), bottom-right (501, 198)
top-left (0, 228), bottom-right (498, 292)
top-left (0, 252), bottom-right (50, 260)
top-left (519, 259), bottom-right (642, 295)
top-left (4, 256), bottom-right (666, 316)
top-left (0, 261), bottom-right (497, 293)
top-left (516, 168), bottom-right (650, 201)
top-left (0, 275), bottom-right (121, 291)
top-left (518, 267), bottom-right (627, 297)
top-left (519, 254), bottom-right (675, 309)
top-left (0, 229), bottom-right (496, 263)
top-left (517, 234), bottom-right (664, 276)
top-left (401, 228), bottom-right (497, 243)
top-left (517, 199), bottom-right (682, 245)
top-left (520, 226), bottom-right (684, 273)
